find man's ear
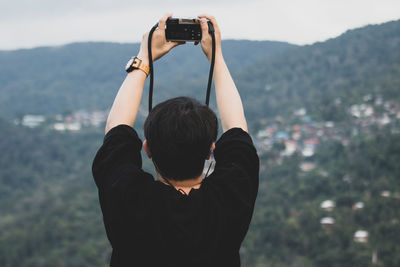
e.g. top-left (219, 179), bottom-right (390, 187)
top-left (206, 142), bottom-right (216, 160)
top-left (143, 140), bottom-right (152, 158)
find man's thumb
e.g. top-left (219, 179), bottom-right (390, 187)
top-left (199, 18), bottom-right (209, 38)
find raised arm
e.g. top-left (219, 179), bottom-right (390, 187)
top-left (105, 14), bottom-right (183, 134)
top-left (199, 15), bottom-right (248, 133)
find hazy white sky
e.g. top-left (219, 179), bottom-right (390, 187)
top-left (0, 0), bottom-right (399, 50)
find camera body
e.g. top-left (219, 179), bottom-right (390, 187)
top-left (165, 18), bottom-right (202, 42)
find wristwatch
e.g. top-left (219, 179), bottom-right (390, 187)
top-left (125, 56), bottom-right (149, 76)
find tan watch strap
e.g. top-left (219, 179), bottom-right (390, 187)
top-left (132, 57), bottom-right (149, 76)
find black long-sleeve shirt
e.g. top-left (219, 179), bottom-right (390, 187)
top-left (92, 125), bottom-right (259, 267)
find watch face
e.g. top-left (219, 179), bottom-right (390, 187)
top-left (125, 58), bottom-right (134, 70)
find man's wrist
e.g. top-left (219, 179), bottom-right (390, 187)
top-left (213, 51), bottom-right (224, 62)
top-left (207, 49), bottom-right (223, 62)
top-left (137, 52), bottom-right (149, 66)
top-left (125, 56), bottom-right (150, 76)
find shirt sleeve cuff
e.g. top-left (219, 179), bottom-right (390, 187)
top-left (104, 124), bottom-right (141, 143)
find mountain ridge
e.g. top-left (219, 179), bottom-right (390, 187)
top-left (1, 19), bottom-right (399, 121)
top-left (0, 39), bottom-right (294, 118)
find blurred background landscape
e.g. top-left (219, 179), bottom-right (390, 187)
top-left (1, 2), bottom-right (400, 266)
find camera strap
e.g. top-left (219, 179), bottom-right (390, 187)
top-left (147, 21), bottom-right (216, 112)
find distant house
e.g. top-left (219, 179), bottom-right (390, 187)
top-left (381, 191), bottom-right (391, 198)
top-left (379, 114), bottom-right (391, 125)
top-left (53, 122), bottom-right (81, 132)
top-left (320, 217), bottom-right (335, 231)
top-left (320, 200), bottom-right (335, 211)
top-left (90, 110), bottom-right (107, 127)
top-left (257, 129), bottom-right (268, 138)
top-left (54, 123), bottom-right (66, 131)
top-left (292, 131), bottom-right (302, 140)
top-left (350, 104), bottom-right (374, 118)
top-left (283, 140), bottom-right (298, 156)
top-left (66, 122), bottom-right (81, 131)
top-left (275, 131), bottom-right (289, 140)
top-left (324, 121), bottom-right (334, 128)
top-left (363, 94), bottom-right (372, 102)
top-left (302, 145), bottom-right (315, 157)
top-left (257, 126), bottom-right (276, 139)
top-left (22, 115), bottom-right (45, 128)
top-left (265, 126), bottom-right (277, 137)
top-left (342, 175), bottom-right (352, 183)
top-left (375, 97), bottom-right (383, 106)
top-left (293, 108), bottom-right (306, 116)
top-left (304, 137), bottom-right (319, 146)
top-left (354, 230), bottom-right (368, 243)
top-left (364, 106), bottom-right (374, 117)
top-left (320, 217), bottom-right (335, 226)
top-left (350, 105), bottom-right (361, 118)
top-left (353, 202), bottom-right (365, 210)
top-left (300, 162), bottom-right (315, 172)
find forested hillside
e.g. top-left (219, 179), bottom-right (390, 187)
top-left (0, 40), bottom-right (293, 117)
top-left (0, 19), bottom-right (400, 267)
top-left (243, 132), bottom-right (400, 267)
top-left (238, 20), bottom-right (400, 121)
top-left (0, 119), bottom-right (106, 266)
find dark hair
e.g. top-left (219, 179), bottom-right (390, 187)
top-left (144, 97), bottom-right (218, 181)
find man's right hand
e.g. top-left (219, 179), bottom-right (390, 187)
top-left (138, 13), bottom-right (185, 65)
top-left (198, 15), bottom-right (222, 62)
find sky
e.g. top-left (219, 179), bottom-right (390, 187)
top-left (0, 0), bottom-right (399, 50)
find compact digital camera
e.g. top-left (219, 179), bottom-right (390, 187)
top-left (165, 18), bottom-right (202, 42)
